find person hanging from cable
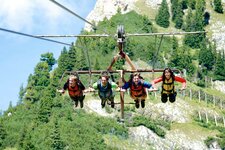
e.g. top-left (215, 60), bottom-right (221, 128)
top-left (89, 71), bottom-right (118, 108)
top-left (152, 68), bottom-right (186, 103)
top-left (121, 72), bottom-right (154, 108)
top-left (57, 74), bottom-right (86, 108)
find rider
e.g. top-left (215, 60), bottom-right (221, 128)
top-left (121, 72), bottom-right (153, 108)
top-left (152, 68), bottom-right (186, 103)
top-left (58, 75), bottom-right (86, 108)
top-left (90, 71), bottom-right (118, 108)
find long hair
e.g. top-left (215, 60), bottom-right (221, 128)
top-left (162, 68), bottom-right (175, 81)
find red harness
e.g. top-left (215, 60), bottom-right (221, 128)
top-left (68, 84), bottom-right (83, 97)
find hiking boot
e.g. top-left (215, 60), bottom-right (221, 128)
top-left (141, 100), bottom-right (145, 108)
top-left (135, 100), bottom-right (139, 108)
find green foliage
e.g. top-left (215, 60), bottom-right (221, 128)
top-left (18, 84), bottom-right (25, 105)
top-left (214, 51), bottom-right (225, 80)
top-left (155, 0), bottom-right (170, 28)
top-left (34, 62), bottom-right (50, 87)
top-left (174, 2), bottom-right (184, 29)
top-left (213, 0), bottom-right (223, 13)
top-left (129, 115), bottom-right (171, 137)
top-left (94, 58), bottom-right (101, 70)
top-left (194, 117), bottom-right (225, 149)
top-left (40, 52), bottom-right (56, 71)
top-left (180, 0), bottom-right (188, 9)
top-left (205, 136), bottom-right (217, 148)
top-left (0, 120), bottom-right (7, 148)
top-left (50, 120), bottom-right (65, 150)
top-left (187, 0), bottom-right (196, 9)
top-left (199, 42), bottom-right (215, 71)
top-left (168, 46), bottom-right (196, 75)
top-left (183, 0), bottom-right (206, 48)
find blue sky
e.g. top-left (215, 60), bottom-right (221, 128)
top-left (0, 0), bottom-right (96, 111)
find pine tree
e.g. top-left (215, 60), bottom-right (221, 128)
top-left (67, 45), bottom-right (77, 71)
top-left (78, 48), bottom-right (89, 70)
top-left (174, 2), bottom-right (184, 29)
top-left (57, 47), bottom-right (69, 73)
top-left (172, 36), bottom-right (178, 51)
top-left (171, 0), bottom-right (179, 21)
top-left (184, 0), bottom-right (206, 48)
top-left (40, 52), bottom-right (56, 71)
top-left (169, 46), bottom-right (195, 75)
top-left (214, 51), bottom-right (225, 80)
top-left (155, 0), bottom-right (170, 28)
top-left (18, 84), bottom-right (25, 105)
top-left (51, 120), bottom-right (64, 150)
top-left (199, 42), bottom-right (215, 71)
top-left (214, 0), bottom-right (223, 13)
top-left (33, 62), bottom-right (50, 87)
top-left (0, 120), bottom-right (7, 148)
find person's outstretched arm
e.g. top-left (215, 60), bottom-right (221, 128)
top-left (174, 76), bottom-right (186, 90)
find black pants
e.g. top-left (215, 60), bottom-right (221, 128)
top-left (71, 95), bottom-right (85, 108)
top-left (161, 92), bottom-right (177, 103)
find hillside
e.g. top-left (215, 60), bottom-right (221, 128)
top-left (1, 0), bottom-right (225, 150)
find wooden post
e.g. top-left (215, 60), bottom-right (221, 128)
top-left (205, 93), bottom-right (207, 104)
top-left (211, 77), bottom-right (213, 88)
top-left (214, 115), bottom-right (218, 126)
top-left (198, 91), bottom-right (201, 102)
top-left (190, 89), bottom-right (192, 100)
top-left (205, 76), bottom-right (207, 88)
top-left (119, 70), bottom-right (125, 122)
top-left (198, 111), bottom-right (202, 121)
top-left (206, 112), bottom-right (209, 124)
top-left (223, 116), bottom-right (225, 127)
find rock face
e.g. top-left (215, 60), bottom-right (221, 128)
top-left (84, 0), bottom-right (138, 31)
top-left (210, 21), bottom-right (225, 53)
top-left (213, 80), bottom-right (225, 94)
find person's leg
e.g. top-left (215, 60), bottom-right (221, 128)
top-left (79, 95), bottom-right (85, 108)
top-left (101, 98), bottom-right (107, 108)
top-left (109, 96), bottom-right (115, 108)
top-left (169, 92), bottom-right (177, 103)
top-left (141, 99), bottom-right (145, 108)
top-left (134, 99), bottom-right (140, 108)
top-left (74, 100), bottom-right (79, 108)
top-left (161, 93), bottom-right (168, 103)
top-left (140, 94), bottom-right (147, 108)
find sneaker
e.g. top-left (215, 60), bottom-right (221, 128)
top-left (111, 101), bottom-right (115, 108)
top-left (135, 100), bottom-right (139, 108)
top-left (141, 100), bottom-right (145, 108)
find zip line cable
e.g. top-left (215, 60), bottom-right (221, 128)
top-left (49, 0), bottom-right (111, 35)
top-left (49, 0), bottom-right (96, 29)
top-left (0, 27), bottom-right (71, 46)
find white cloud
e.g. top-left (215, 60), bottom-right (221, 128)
top-left (0, 0), bottom-right (95, 34)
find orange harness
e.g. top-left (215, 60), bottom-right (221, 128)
top-left (130, 83), bottom-right (146, 98)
